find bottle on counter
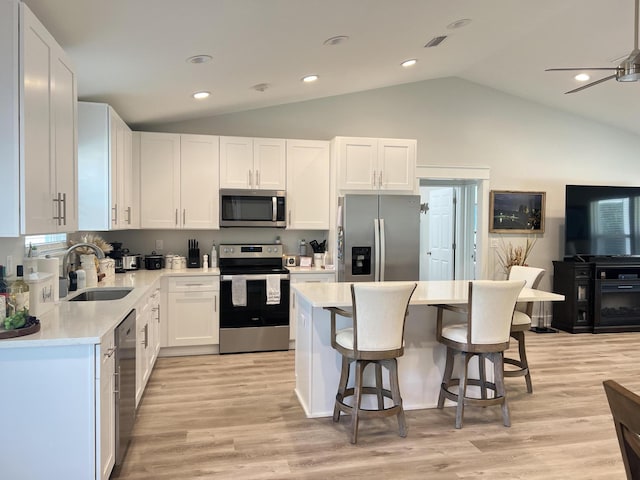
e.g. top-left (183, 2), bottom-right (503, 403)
top-left (10, 265), bottom-right (30, 316)
top-left (76, 267), bottom-right (86, 290)
top-left (299, 239), bottom-right (307, 257)
top-left (210, 243), bottom-right (217, 268)
top-left (203, 254), bottom-right (209, 270)
top-left (82, 260), bottom-right (98, 288)
top-left (0, 265), bottom-right (8, 322)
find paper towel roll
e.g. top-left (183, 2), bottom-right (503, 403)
top-left (38, 257), bottom-right (60, 302)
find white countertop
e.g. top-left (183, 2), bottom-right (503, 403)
top-left (292, 280), bottom-right (565, 308)
top-left (287, 266), bottom-right (336, 275)
top-left (0, 267), bottom-right (219, 349)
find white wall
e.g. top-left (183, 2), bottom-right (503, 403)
top-left (138, 76), bottom-right (640, 290)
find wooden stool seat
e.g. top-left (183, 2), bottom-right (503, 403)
top-left (504, 266), bottom-right (545, 393)
top-left (327, 282), bottom-right (416, 444)
top-left (436, 280), bottom-right (525, 429)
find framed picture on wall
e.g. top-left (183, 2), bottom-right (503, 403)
top-left (489, 190), bottom-right (546, 234)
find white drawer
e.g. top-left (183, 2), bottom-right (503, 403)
top-left (167, 275), bottom-right (219, 292)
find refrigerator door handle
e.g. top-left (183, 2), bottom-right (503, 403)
top-left (380, 218), bottom-right (386, 281)
top-left (374, 218), bottom-right (380, 282)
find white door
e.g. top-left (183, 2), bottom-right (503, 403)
top-left (139, 132), bottom-right (180, 228)
top-left (219, 136), bottom-right (253, 189)
top-left (426, 187), bottom-right (455, 280)
top-left (253, 138), bottom-right (286, 190)
top-left (180, 134), bottom-right (219, 229)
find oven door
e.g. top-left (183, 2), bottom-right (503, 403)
top-left (219, 274), bottom-right (290, 353)
top-left (220, 275), bottom-right (290, 327)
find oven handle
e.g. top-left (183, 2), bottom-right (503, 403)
top-left (221, 274), bottom-right (290, 281)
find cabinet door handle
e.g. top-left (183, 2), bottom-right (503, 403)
top-left (379, 171), bottom-right (383, 188)
top-left (256, 170), bottom-right (260, 187)
top-left (288, 210), bottom-right (292, 226)
top-left (249, 170), bottom-right (253, 188)
top-left (126, 206), bottom-right (131, 224)
top-left (52, 195), bottom-right (61, 225)
top-left (183, 209), bottom-right (186, 225)
top-left (114, 367), bottom-right (120, 396)
top-left (61, 192), bottom-right (67, 226)
top-left (175, 209), bottom-right (178, 226)
top-left (372, 170), bottom-right (377, 188)
top-left (214, 296), bottom-right (217, 312)
top-left (112, 203), bottom-right (118, 224)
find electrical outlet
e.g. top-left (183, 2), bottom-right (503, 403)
top-left (490, 239), bottom-right (499, 248)
top-left (155, 239), bottom-right (163, 250)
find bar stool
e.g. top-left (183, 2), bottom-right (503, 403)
top-left (505, 266), bottom-right (545, 393)
top-left (436, 280), bottom-right (524, 429)
top-left (326, 282), bottom-right (417, 444)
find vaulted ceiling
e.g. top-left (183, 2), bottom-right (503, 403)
top-left (22, 0), bottom-right (640, 135)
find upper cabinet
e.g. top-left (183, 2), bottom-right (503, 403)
top-left (286, 139), bottom-right (330, 230)
top-left (78, 102), bottom-right (136, 231)
top-left (334, 136), bottom-right (416, 193)
top-left (219, 136), bottom-right (286, 190)
top-left (0, 1), bottom-right (78, 236)
top-left (138, 132), bottom-right (219, 229)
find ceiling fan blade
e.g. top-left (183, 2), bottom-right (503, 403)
top-left (546, 67), bottom-right (617, 71)
top-left (564, 74), bottom-right (617, 94)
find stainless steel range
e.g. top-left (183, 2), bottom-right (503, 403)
top-left (219, 244), bottom-right (290, 354)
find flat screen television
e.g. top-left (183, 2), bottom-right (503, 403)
top-left (565, 185), bottom-right (640, 258)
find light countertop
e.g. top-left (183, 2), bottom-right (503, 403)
top-left (0, 267), bottom-right (219, 349)
top-left (292, 280), bottom-right (565, 308)
top-left (287, 267), bottom-right (336, 275)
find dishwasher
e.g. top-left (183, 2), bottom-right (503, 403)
top-left (114, 309), bottom-right (136, 467)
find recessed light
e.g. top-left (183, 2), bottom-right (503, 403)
top-left (401, 59), bottom-right (417, 68)
top-left (192, 91), bottom-right (210, 99)
top-left (575, 73), bottom-right (590, 82)
top-left (323, 35), bottom-right (349, 46)
top-left (186, 54), bottom-right (212, 64)
top-left (447, 18), bottom-right (471, 30)
top-left (302, 74), bottom-right (319, 83)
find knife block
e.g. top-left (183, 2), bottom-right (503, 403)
top-left (188, 249), bottom-right (201, 268)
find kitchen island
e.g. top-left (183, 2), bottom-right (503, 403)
top-left (292, 280), bottom-right (564, 418)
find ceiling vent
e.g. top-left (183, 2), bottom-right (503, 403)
top-left (424, 36), bottom-right (447, 48)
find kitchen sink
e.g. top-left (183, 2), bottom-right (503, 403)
top-left (67, 287), bottom-right (134, 302)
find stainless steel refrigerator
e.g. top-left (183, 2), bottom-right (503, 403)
top-left (338, 194), bottom-right (420, 282)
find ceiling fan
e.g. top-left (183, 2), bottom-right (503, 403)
top-left (546, 0), bottom-right (640, 93)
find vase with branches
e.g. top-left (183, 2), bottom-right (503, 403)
top-left (495, 236), bottom-right (537, 276)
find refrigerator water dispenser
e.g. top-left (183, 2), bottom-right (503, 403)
top-left (351, 247), bottom-right (371, 276)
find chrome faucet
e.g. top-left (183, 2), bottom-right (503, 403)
top-left (61, 242), bottom-right (106, 292)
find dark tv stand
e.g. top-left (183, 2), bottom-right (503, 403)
top-left (552, 260), bottom-right (640, 333)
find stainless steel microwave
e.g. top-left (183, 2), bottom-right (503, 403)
top-left (219, 189), bottom-right (286, 228)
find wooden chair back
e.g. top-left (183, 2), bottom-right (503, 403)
top-left (603, 380), bottom-right (640, 480)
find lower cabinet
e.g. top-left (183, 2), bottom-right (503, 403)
top-left (166, 275), bottom-right (220, 346)
top-left (290, 271), bottom-right (335, 341)
top-left (98, 330), bottom-right (116, 480)
top-left (135, 283), bottom-right (161, 406)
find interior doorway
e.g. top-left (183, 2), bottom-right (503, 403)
top-left (417, 166), bottom-right (489, 280)
top-left (419, 180), bottom-right (477, 281)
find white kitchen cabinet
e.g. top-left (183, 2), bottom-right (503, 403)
top-left (0, 1), bottom-right (77, 236)
top-left (98, 330), bottom-right (116, 480)
top-left (289, 271), bottom-right (335, 341)
top-left (286, 139), bottom-right (331, 230)
top-left (138, 132), bottom-right (219, 229)
top-left (78, 102), bottom-right (135, 230)
top-left (219, 136), bottom-right (286, 190)
top-left (166, 276), bottom-right (219, 347)
top-left (150, 287), bottom-right (161, 363)
top-left (334, 136), bottom-right (416, 192)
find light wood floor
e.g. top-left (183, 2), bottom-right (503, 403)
top-left (112, 330), bottom-right (640, 479)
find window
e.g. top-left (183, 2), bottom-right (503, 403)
top-left (24, 233), bottom-right (68, 256)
